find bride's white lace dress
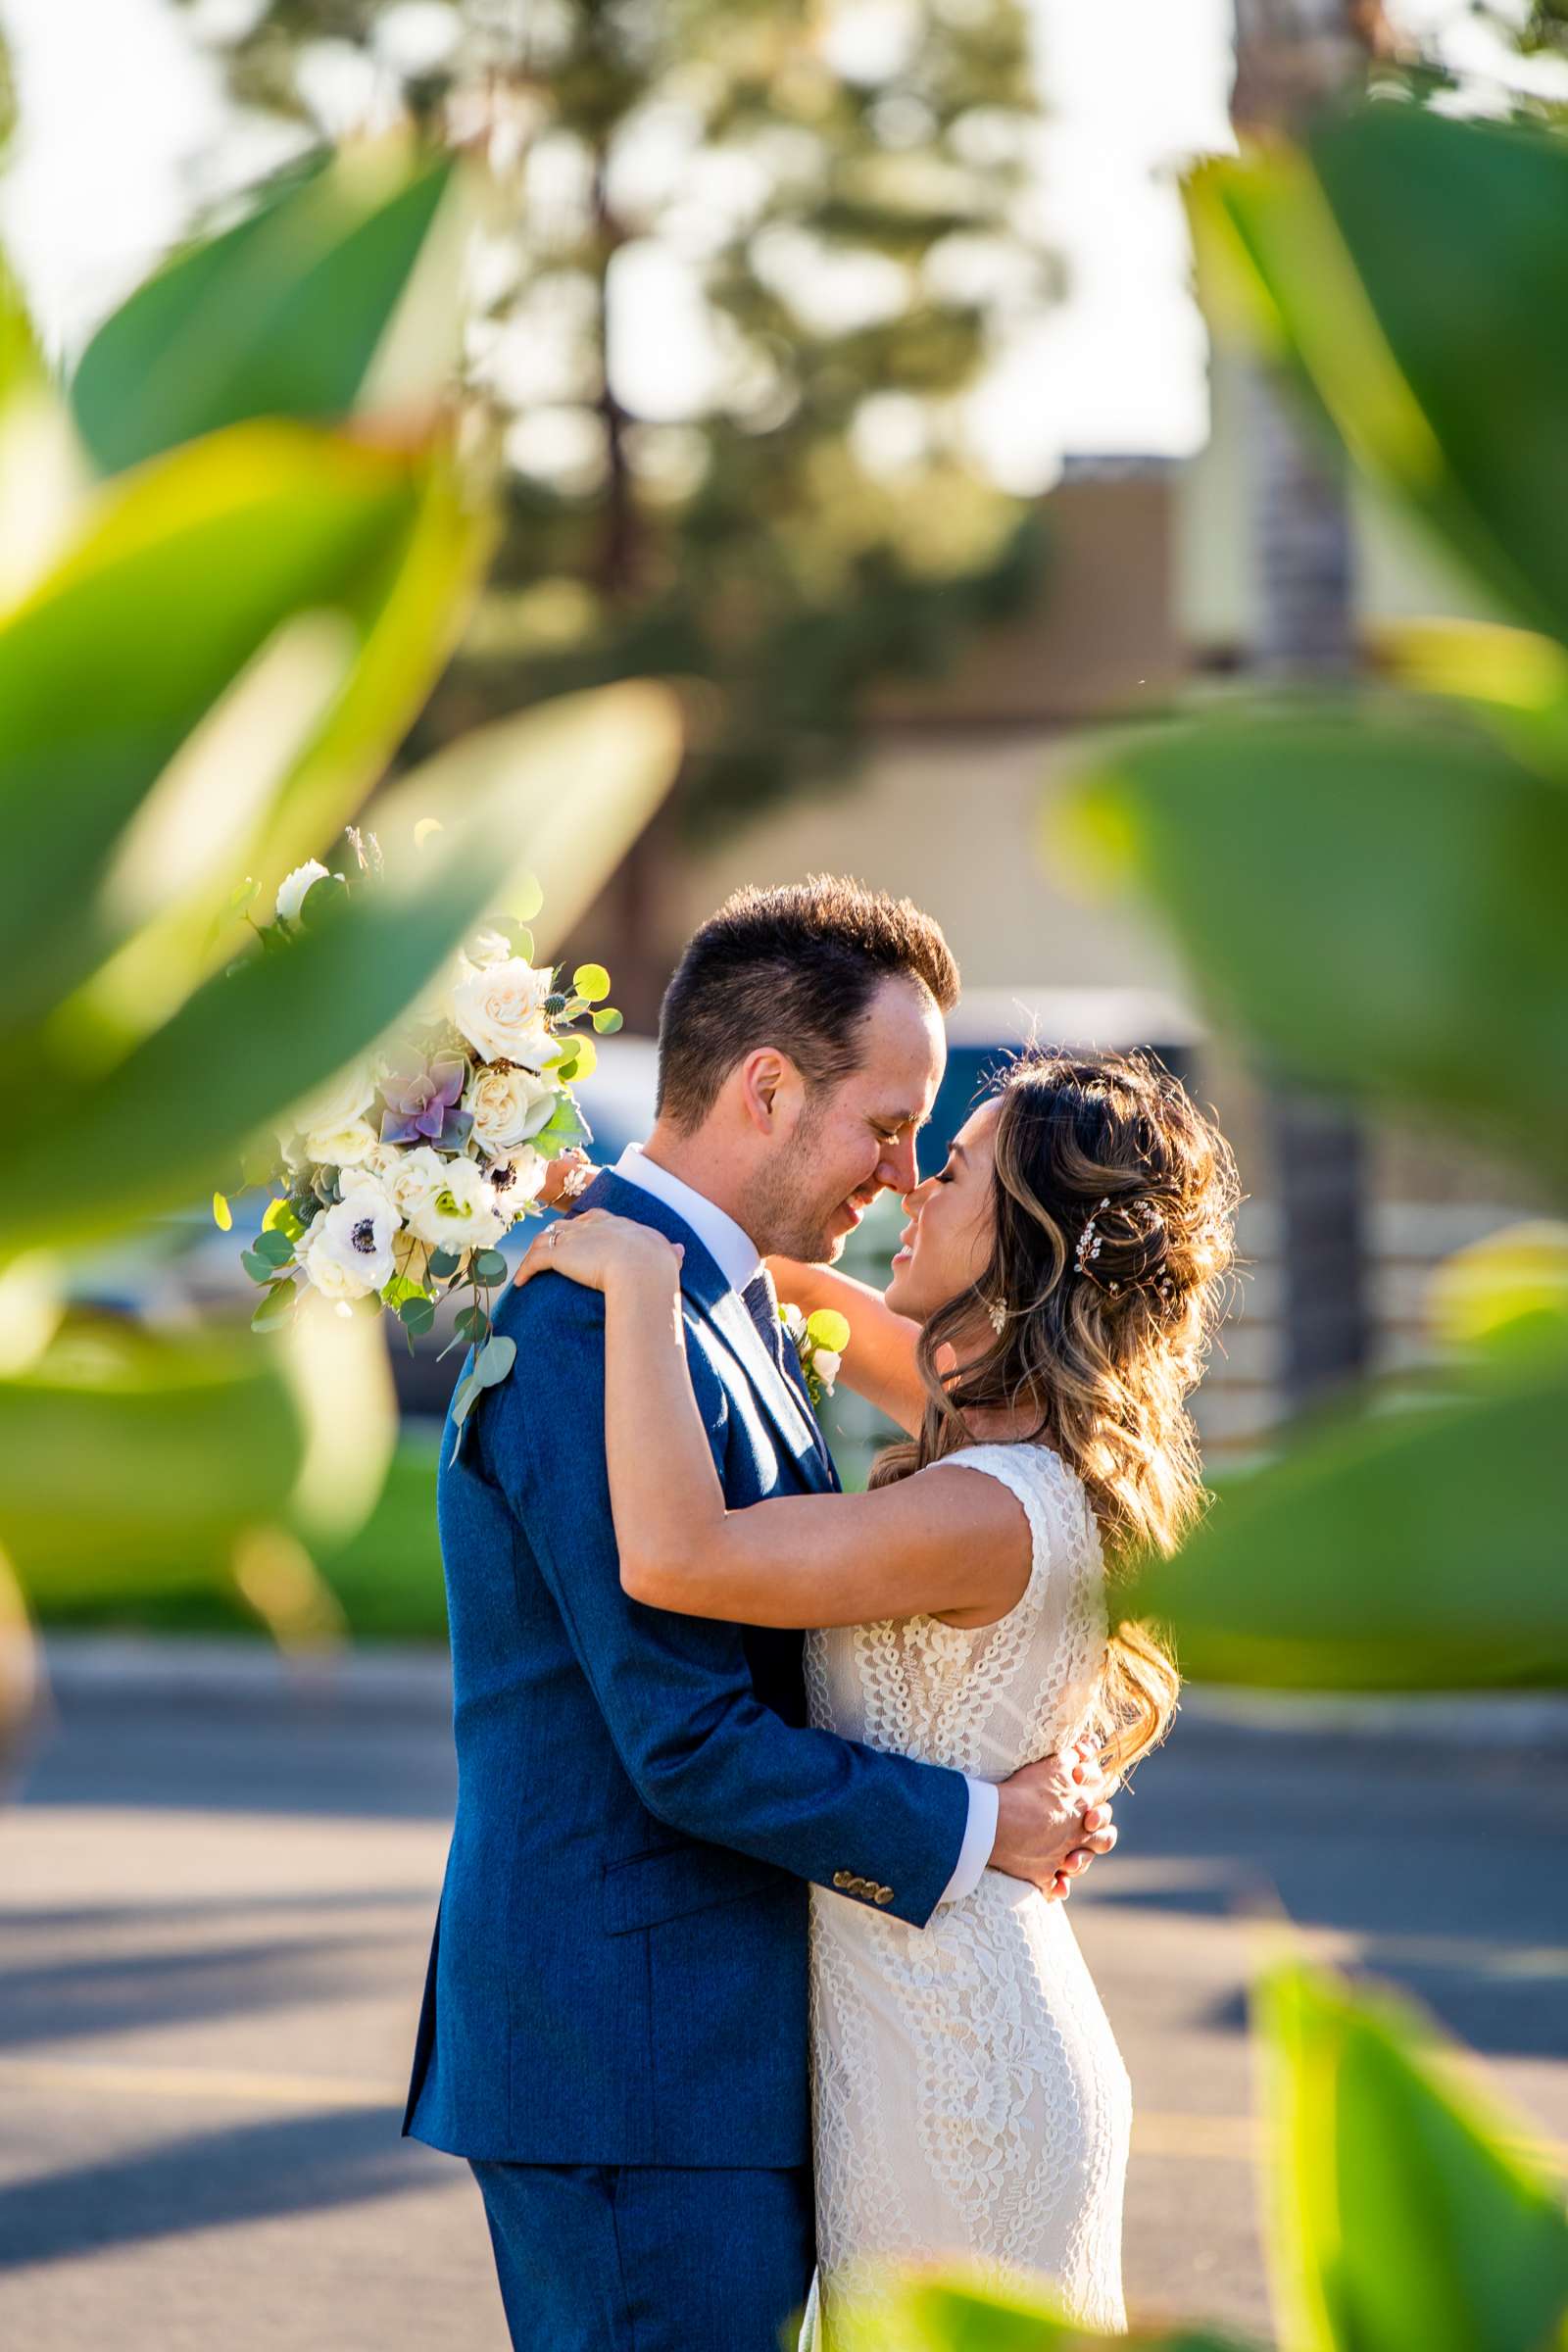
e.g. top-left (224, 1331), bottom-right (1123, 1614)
top-left (800, 1442), bottom-right (1131, 2342)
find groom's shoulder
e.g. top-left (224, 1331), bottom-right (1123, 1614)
top-left (494, 1265), bottom-right (605, 1348)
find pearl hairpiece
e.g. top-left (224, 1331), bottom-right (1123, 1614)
top-left (1075, 1193), bottom-right (1178, 1310)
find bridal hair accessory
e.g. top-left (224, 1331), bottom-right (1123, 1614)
top-left (780, 1301), bottom-right (851, 1409)
top-left (986, 1298), bottom-right (1007, 1336)
top-left (1074, 1193), bottom-right (1177, 1307)
top-left (220, 834), bottom-right (621, 1461)
top-left (1074, 1197), bottom-right (1115, 1279)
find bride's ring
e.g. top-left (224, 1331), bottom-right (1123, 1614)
top-left (545, 1226), bottom-right (559, 1249)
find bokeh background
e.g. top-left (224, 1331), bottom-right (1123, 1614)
top-left (1, 2), bottom-right (1564, 2347)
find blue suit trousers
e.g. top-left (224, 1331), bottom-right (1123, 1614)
top-left (470, 2159), bottom-right (814, 2351)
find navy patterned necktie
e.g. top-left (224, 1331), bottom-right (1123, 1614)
top-left (742, 1267), bottom-right (839, 1489)
top-left (741, 1267), bottom-right (791, 1379)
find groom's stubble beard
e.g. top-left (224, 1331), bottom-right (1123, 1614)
top-left (737, 1090), bottom-right (852, 1264)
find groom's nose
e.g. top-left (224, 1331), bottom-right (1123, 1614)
top-left (876, 1129), bottom-right (920, 1197)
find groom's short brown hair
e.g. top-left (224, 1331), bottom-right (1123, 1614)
top-left (656, 875), bottom-right (958, 1131)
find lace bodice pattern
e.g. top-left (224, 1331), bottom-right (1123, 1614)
top-left (802, 1443), bottom-right (1131, 2337)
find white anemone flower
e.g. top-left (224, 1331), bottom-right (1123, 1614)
top-left (306, 1186), bottom-right (400, 1298)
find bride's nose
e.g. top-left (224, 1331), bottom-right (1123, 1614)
top-left (903, 1171), bottom-right (936, 1213)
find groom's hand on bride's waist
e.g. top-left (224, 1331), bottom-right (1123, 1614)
top-left (990, 1740), bottom-right (1119, 1902)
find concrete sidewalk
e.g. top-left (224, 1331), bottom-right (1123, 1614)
top-left (35, 1630), bottom-right (1568, 1746)
top-left (6, 1649), bottom-right (1566, 2350)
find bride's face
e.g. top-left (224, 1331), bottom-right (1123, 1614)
top-left (884, 1097), bottom-right (1001, 1325)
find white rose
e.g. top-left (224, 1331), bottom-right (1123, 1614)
top-left (466, 1063), bottom-right (559, 1152)
top-left (307, 1186), bottom-right (399, 1297)
top-left (382, 1143), bottom-right (448, 1226)
top-left (356, 1141), bottom-right (405, 1191)
top-left (405, 1152), bottom-right (506, 1252)
top-left (275, 859), bottom-right (337, 924)
top-left (283, 1058), bottom-right (375, 1152)
top-left (303, 1116), bottom-right (377, 1169)
top-left (811, 1348), bottom-right (842, 1389)
top-left (462, 923), bottom-right (514, 970)
top-left (451, 956), bottom-right (557, 1070)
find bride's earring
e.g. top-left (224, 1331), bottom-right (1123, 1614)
top-left (986, 1298), bottom-right (1007, 1336)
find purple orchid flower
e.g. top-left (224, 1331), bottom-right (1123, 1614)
top-left (379, 1053), bottom-right (473, 1150)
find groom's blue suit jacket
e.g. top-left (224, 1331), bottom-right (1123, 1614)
top-left (403, 1169), bottom-right (969, 2170)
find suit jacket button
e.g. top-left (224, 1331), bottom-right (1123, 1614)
top-left (832, 1871), bottom-right (853, 1890)
top-left (874, 1886), bottom-right (894, 1906)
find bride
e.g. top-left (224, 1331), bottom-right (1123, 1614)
top-left (515, 1047), bottom-right (1240, 2337)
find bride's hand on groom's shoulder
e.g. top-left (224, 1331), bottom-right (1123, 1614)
top-left (991, 1739), bottom-right (1119, 1902)
top-left (513, 1207), bottom-right (684, 1298)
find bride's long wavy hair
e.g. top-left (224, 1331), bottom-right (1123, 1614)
top-left (869, 1047), bottom-right (1242, 1774)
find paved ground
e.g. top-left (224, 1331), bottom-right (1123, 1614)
top-left (2, 1655), bottom-right (1565, 2349)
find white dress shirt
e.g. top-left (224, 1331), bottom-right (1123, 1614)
top-left (612, 1143), bottom-right (998, 1904)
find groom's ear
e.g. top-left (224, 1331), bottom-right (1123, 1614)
top-left (737, 1046), bottom-right (800, 1136)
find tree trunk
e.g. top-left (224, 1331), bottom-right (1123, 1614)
top-left (1232, 0), bottom-right (1383, 1412)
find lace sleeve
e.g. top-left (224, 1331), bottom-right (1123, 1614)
top-left (938, 1444), bottom-right (1097, 1622)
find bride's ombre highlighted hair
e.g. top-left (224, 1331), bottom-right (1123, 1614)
top-left (870, 1046), bottom-right (1242, 1774)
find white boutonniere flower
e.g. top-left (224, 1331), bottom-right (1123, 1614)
top-left (780, 1303), bottom-right (851, 1409)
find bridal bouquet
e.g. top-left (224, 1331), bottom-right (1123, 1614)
top-left (218, 831), bottom-right (618, 1449)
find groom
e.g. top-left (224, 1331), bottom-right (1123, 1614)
top-left (404, 877), bottom-right (1116, 2351)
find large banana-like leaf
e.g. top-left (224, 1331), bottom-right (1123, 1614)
top-left (70, 146), bottom-right (460, 475)
top-left (3, 680), bottom-right (681, 1256)
top-left (1069, 700), bottom-right (1568, 1182)
top-left (0, 1318), bottom-right (306, 1587)
top-left (1194, 105), bottom-right (1568, 647)
top-left (1126, 1356), bottom-right (1568, 1690)
top-left (0, 1297), bottom-right (395, 1607)
top-left (0, 421), bottom-right (433, 1035)
top-left (832, 2266), bottom-right (1244, 2349)
top-left (1261, 1968), bottom-right (1568, 2352)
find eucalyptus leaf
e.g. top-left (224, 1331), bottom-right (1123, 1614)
top-left (253, 1228), bottom-right (296, 1268)
top-left (474, 1335), bottom-right (516, 1389)
top-left (427, 1247), bottom-right (461, 1279)
top-left (240, 1248), bottom-right (276, 1285)
top-left (472, 1250), bottom-right (509, 1286)
top-left (251, 1283), bottom-right (297, 1333)
top-left (263, 1197), bottom-right (307, 1243)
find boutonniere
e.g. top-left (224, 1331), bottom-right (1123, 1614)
top-left (779, 1302), bottom-right (851, 1409)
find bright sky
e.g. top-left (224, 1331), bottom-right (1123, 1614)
top-left (0, 0), bottom-right (1242, 481)
top-left (14, 0), bottom-right (1547, 486)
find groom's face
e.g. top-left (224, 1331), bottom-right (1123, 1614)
top-left (748, 976), bottom-right (947, 1262)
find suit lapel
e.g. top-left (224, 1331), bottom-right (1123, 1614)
top-left (572, 1171), bottom-right (836, 1494)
